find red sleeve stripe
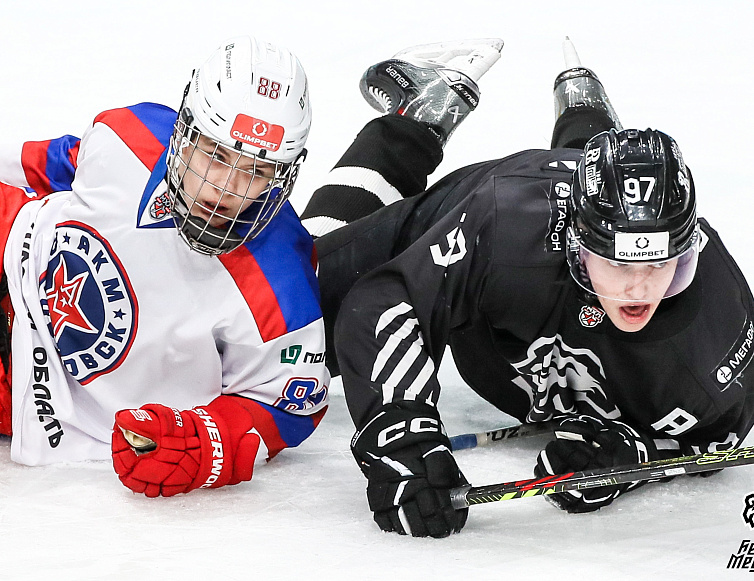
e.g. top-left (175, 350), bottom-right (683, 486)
top-left (68, 141), bottom-right (80, 169)
top-left (218, 245), bottom-right (288, 342)
top-left (21, 141), bottom-right (52, 196)
top-left (249, 403), bottom-right (289, 459)
top-left (310, 243), bottom-right (318, 271)
top-left (93, 108), bottom-right (165, 171)
top-left (310, 406), bottom-right (327, 429)
top-left (0, 183), bottom-right (37, 258)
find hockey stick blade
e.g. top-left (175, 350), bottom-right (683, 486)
top-left (449, 422), bottom-right (555, 451)
top-left (450, 445), bottom-right (754, 509)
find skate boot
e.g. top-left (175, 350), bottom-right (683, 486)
top-left (360, 38), bottom-right (503, 146)
top-left (551, 37), bottom-right (622, 149)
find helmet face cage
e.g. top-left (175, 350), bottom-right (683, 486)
top-left (165, 36), bottom-right (311, 256)
top-left (166, 113), bottom-right (302, 255)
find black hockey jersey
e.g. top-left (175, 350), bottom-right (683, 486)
top-left (330, 147), bottom-right (754, 454)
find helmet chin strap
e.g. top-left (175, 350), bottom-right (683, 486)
top-left (170, 186), bottom-right (243, 256)
top-left (178, 213), bottom-right (243, 255)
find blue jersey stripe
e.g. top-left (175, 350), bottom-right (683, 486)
top-left (44, 135), bottom-right (80, 193)
top-left (245, 203), bottom-right (321, 333)
top-left (257, 401), bottom-right (318, 448)
top-left (125, 103), bottom-right (176, 148)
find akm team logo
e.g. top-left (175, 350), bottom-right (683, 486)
top-left (149, 191), bottom-right (172, 220)
top-left (41, 221), bottom-right (138, 385)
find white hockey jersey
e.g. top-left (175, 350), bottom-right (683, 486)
top-left (0, 103), bottom-right (329, 465)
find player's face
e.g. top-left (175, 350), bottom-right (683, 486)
top-left (180, 135), bottom-right (276, 228)
top-left (585, 253), bottom-right (678, 332)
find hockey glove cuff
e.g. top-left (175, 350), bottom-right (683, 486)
top-left (351, 401), bottom-right (468, 538)
top-left (534, 415), bottom-right (658, 513)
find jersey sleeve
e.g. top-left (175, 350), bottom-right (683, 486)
top-left (216, 207), bottom-right (330, 454)
top-left (0, 135), bottom-right (80, 195)
top-left (335, 192), bottom-right (495, 428)
top-left (665, 219), bottom-right (754, 454)
top-left (221, 316), bottom-right (330, 457)
top-left (669, 394), bottom-right (754, 455)
top-left (0, 102), bottom-right (176, 197)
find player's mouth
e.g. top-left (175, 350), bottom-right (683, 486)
top-left (191, 201), bottom-right (232, 225)
top-left (618, 303), bottom-right (651, 325)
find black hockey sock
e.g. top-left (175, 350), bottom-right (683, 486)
top-left (551, 107), bottom-right (619, 150)
top-left (301, 115), bottom-right (442, 237)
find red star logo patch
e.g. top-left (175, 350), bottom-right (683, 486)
top-left (46, 257), bottom-right (98, 340)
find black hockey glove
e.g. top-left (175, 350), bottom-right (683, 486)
top-left (534, 415), bottom-right (658, 514)
top-left (351, 401), bottom-right (468, 538)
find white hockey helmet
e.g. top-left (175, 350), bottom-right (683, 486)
top-left (167, 36), bottom-right (312, 255)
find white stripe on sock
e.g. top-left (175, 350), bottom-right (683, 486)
top-left (325, 166), bottom-right (403, 207)
top-left (301, 215), bottom-right (348, 237)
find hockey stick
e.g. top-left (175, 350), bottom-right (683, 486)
top-left (449, 445), bottom-right (754, 509)
top-left (449, 422), bottom-right (555, 451)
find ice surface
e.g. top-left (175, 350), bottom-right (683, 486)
top-left (2, 1), bottom-right (753, 579)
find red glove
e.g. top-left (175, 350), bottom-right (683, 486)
top-left (112, 396), bottom-right (263, 497)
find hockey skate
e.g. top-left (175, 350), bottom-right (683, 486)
top-left (551, 37), bottom-right (622, 149)
top-left (360, 38), bottom-right (504, 146)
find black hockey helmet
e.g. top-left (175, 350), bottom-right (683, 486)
top-left (566, 128), bottom-right (700, 301)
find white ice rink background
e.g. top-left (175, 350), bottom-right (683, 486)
top-left (1, 1), bottom-right (753, 579)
